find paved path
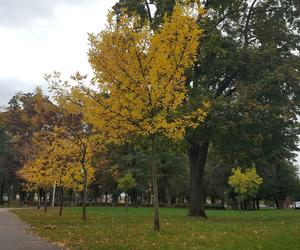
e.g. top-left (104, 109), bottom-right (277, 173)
top-left (0, 208), bottom-right (61, 250)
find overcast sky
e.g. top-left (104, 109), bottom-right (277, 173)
top-left (0, 0), bottom-right (117, 106)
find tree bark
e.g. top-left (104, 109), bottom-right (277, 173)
top-left (256, 199), bottom-right (260, 210)
top-left (82, 176), bottom-right (87, 221)
top-left (81, 146), bottom-right (88, 221)
top-left (125, 193), bottom-right (128, 212)
top-left (188, 140), bottom-right (209, 218)
top-left (51, 182), bottom-right (56, 207)
top-left (44, 190), bottom-right (48, 213)
top-left (276, 200), bottom-right (285, 209)
top-left (164, 178), bottom-right (172, 208)
top-left (0, 181), bottom-right (4, 205)
top-left (59, 187), bottom-right (64, 216)
top-left (7, 186), bottom-right (11, 207)
top-left (37, 188), bottom-right (41, 209)
top-left (151, 136), bottom-right (160, 231)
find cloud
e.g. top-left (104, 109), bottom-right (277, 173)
top-left (0, 77), bottom-right (48, 106)
top-left (0, 0), bottom-right (117, 106)
top-left (0, 0), bottom-right (93, 27)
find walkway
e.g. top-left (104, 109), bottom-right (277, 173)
top-left (0, 208), bottom-right (61, 250)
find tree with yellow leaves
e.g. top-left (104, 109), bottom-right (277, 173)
top-left (17, 90), bottom-right (97, 219)
top-left (50, 114), bottom-right (97, 220)
top-left (228, 167), bottom-right (263, 210)
top-left (18, 132), bottom-right (57, 212)
top-left (43, 132), bottom-right (95, 216)
top-left (44, 77), bottom-right (103, 220)
top-left (83, 3), bottom-right (209, 230)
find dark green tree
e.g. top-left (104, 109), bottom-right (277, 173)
top-left (113, 0), bottom-right (300, 218)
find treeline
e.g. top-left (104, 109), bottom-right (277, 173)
top-left (0, 89), bottom-right (299, 211)
top-left (0, 0), bottom-right (300, 231)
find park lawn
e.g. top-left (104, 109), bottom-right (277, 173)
top-left (12, 207), bottom-right (300, 250)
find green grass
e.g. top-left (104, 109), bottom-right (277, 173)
top-left (12, 207), bottom-right (300, 250)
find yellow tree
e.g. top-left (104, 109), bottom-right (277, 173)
top-left (83, 4), bottom-right (209, 230)
top-left (228, 167), bottom-right (263, 210)
top-left (44, 78), bottom-right (102, 220)
top-left (18, 133), bottom-right (57, 212)
top-left (43, 133), bottom-right (95, 216)
top-left (51, 114), bottom-right (97, 220)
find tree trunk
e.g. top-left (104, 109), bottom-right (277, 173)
top-left (252, 200), bottom-right (256, 210)
top-left (277, 200), bottom-right (285, 209)
top-left (37, 188), bottom-right (41, 209)
top-left (82, 171), bottom-right (87, 221)
top-left (164, 179), bottom-right (172, 208)
top-left (188, 140), bottom-right (209, 218)
top-left (51, 182), bottom-right (56, 207)
top-left (7, 186), bottom-right (11, 207)
top-left (151, 136), bottom-right (160, 231)
top-left (0, 181), bottom-right (4, 205)
top-left (105, 193), bottom-right (108, 205)
top-left (44, 190), bottom-right (48, 213)
top-left (59, 187), bottom-right (64, 216)
top-left (125, 193), bottom-right (128, 212)
top-left (94, 187), bottom-right (98, 205)
top-left (256, 199), bottom-right (260, 210)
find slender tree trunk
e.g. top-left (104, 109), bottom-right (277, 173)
top-left (44, 190), bottom-right (48, 213)
top-left (69, 190), bottom-right (73, 206)
top-left (244, 200), bottom-right (247, 210)
top-left (188, 140), bottom-right (209, 218)
top-left (256, 199), bottom-right (260, 210)
top-left (7, 186), bottom-right (11, 207)
top-left (0, 181), bottom-right (4, 205)
top-left (252, 200), bottom-right (256, 210)
top-left (51, 182), bottom-right (56, 207)
top-left (125, 193), bottom-right (128, 212)
top-left (221, 197), bottom-right (225, 207)
top-left (277, 200), bottom-right (285, 209)
top-left (94, 187), bottom-right (98, 205)
top-left (151, 136), bottom-right (160, 231)
top-left (164, 179), bottom-right (172, 208)
top-left (148, 190), bottom-right (151, 206)
top-left (82, 171), bottom-right (87, 221)
top-left (37, 188), bottom-right (41, 209)
top-left (59, 187), bottom-right (64, 216)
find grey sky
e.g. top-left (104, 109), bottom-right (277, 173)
top-left (0, 77), bottom-right (37, 104)
top-left (0, 0), bottom-right (85, 27)
top-left (0, 0), bottom-right (117, 106)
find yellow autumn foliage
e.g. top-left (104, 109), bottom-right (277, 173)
top-left (83, 3), bottom-right (209, 142)
top-left (228, 167), bottom-right (263, 200)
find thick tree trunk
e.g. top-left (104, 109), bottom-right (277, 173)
top-left (59, 188), bottom-right (64, 216)
top-left (151, 136), bottom-right (160, 231)
top-left (188, 140), bottom-right (209, 218)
